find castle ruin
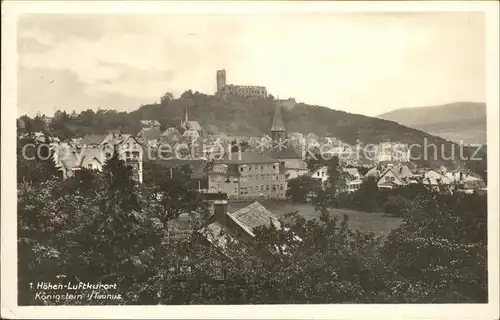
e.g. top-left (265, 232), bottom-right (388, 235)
top-left (216, 69), bottom-right (268, 99)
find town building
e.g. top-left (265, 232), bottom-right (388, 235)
top-left (376, 164), bottom-right (413, 190)
top-left (69, 132), bottom-right (144, 183)
top-left (160, 127), bottom-right (183, 144)
top-left (140, 120), bottom-right (161, 130)
top-left (137, 127), bottom-right (162, 146)
top-left (374, 141), bottom-right (411, 164)
top-left (180, 108), bottom-right (203, 139)
top-left (216, 69), bottom-right (268, 99)
top-left (200, 200), bottom-right (281, 246)
top-left (445, 170), bottom-right (487, 194)
top-left (419, 169), bottom-right (453, 192)
top-left (54, 145), bottom-right (105, 179)
top-left (344, 168), bottom-right (364, 192)
top-left (77, 134), bottom-right (109, 147)
top-left (309, 166), bottom-right (363, 193)
top-left (207, 152), bottom-right (287, 199)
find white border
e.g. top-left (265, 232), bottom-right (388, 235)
top-left (2, 1), bottom-right (499, 319)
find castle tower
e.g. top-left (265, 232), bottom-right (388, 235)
top-left (270, 100), bottom-right (287, 143)
top-left (216, 69), bottom-right (226, 93)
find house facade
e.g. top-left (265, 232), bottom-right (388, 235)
top-left (73, 133), bottom-right (144, 183)
top-left (208, 152), bottom-right (287, 199)
top-left (310, 166), bottom-right (363, 193)
top-left (101, 133), bottom-right (144, 183)
top-left (54, 145), bottom-right (105, 179)
top-left (377, 165), bottom-right (413, 190)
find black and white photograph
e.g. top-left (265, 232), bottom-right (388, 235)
top-left (1, 1), bottom-right (499, 319)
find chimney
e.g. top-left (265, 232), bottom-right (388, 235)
top-left (213, 200), bottom-right (228, 224)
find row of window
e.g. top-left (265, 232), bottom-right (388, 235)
top-left (104, 150), bottom-right (141, 159)
top-left (239, 164), bottom-right (278, 172)
top-left (240, 174), bottom-right (281, 182)
top-left (239, 184), bottom-right (284, 195)
top-left (125, 151), bottom-right (141, 159)
top-left (348, 184), bottom-right (361, 191)
top-left (210, 183), bottom-right (285, 195)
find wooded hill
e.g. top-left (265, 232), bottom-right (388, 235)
top-left (19, 91), bottom-right (485, 168)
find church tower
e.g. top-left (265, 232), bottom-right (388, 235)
top-left (271, 100), bottom-right (287, 143)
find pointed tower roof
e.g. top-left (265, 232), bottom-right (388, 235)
top-left (181, 108), bottom-right (188, 130)
top-left (271, 101), bottom-right (285, 132)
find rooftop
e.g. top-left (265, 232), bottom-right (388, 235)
top-left (228, 201), bottom-right (281, 237)
top-left (186, 121), bottom-right (202, 132)
top-left (140, 120), bottom-right (160, 126)
top-left (271, 101), bottom-right (286, 132)
top-left (139, 127), bottom-right (161, 142)
top-left (79, 134), bottom-right (108, 146)
top-left (220, 152), bottom-right (279, 165)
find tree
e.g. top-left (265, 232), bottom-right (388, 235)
top-left (383, 195), bottom-right (413, 217)
top-left (19, 169), bottom-right (488, 304)
top-left (142, 162), bottom-right (208, 227)
top-left (18, 147), bottom-right (206, 305)
top-left (313, 156), bottom-right (347, 209)
top-left (17, 135), bottom-right (60, 184)
top-left (180, 90), bottom-right (194, 100)
top-left (381, 191), bottom-right (487, 302)
top-left (160, 92), bottom-right (174, 104)
top-left (286, 175), bottom-right (322, 203)
top-left (230, 140), bottom-right (250, 153)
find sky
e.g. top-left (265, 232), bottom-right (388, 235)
top-left (17, 12), bottom-right (485, 117)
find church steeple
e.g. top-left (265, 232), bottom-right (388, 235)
top-left (270, 100), bottom-right (287, 142)
top-left (271, 100), bottom-right (286, 132)
top-left (181, 108), bottom-right (189, 129)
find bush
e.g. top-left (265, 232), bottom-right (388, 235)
top-left (384, 195), bottom-right (413, 217)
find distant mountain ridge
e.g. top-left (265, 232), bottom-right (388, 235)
top-left (377, 102), bottom-right (486, 145)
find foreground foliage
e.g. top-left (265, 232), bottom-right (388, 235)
top-left (18, 138), bottom-right (487, 304)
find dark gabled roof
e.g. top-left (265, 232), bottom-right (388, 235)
top-left (268, 145), bottom-right (302, 159)
top-left (186, 121), bottom-right (202, 132)
top-left (79, 148), bottom-right (104, 168)
top-left (227, 201), bottom-right (281, 237)
top-left (199, 221), bottom-right (234, 250)
top-left (80, 134), bottom-right (108, 146)
top-left (139, 127), bottom-right (162, 141)
top-left (57, 146), bottom-right (104, 169)
top-left (200, 201), bottom-right (281, 248)
top-left (162, 127), bottom-right (181, 137)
